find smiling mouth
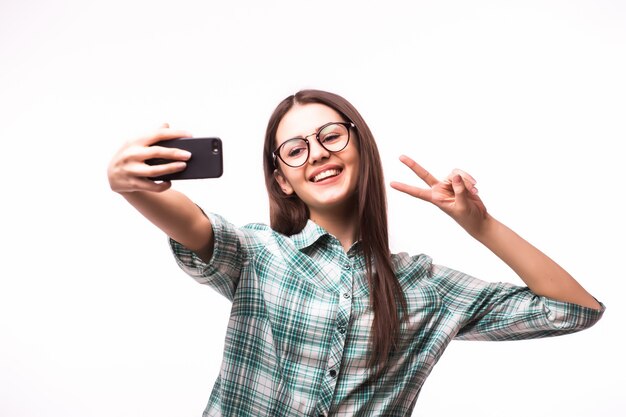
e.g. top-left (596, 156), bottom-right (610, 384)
top-left (311, 168), bottom-right (342, 183)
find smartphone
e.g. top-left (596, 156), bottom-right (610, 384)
top-left (146, 137), bottom-right (223, 181)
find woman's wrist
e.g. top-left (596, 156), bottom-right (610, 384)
top-left (460, 212), bottom-right (496, 241)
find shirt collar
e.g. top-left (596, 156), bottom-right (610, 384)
top-left (289, 220), bottom-right (364, 259)
top-left (289, 219), bottom-right (329, 250)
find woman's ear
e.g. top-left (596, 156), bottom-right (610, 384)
top-left (274, 169), bottom-right (294, 195)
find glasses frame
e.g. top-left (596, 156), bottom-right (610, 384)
top-left (272, 121), bottom-right (356, 168)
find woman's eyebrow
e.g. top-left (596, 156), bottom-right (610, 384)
top-left (284, 122), bottom-right (339, 141)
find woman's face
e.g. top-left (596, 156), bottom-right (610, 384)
top-left (274, 103), bottom-right (360, 218)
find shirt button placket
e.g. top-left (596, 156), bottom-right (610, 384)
top-left (338, 263), bottom-right (352, 340)
top-left (318, 257), bottom-right (353, 416)
top-left (339, 263), bottom-right (352, 336)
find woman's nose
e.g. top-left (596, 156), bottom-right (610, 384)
top-left (307, 138), bottom-right (331, 164)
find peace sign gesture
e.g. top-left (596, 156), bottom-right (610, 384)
top-left (390, 155), bottom-right (489, 237)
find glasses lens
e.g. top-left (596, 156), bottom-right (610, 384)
top-left (319, 123), bottom-right (349, 152)
top-left (279, 138), bottom-right (308, 167)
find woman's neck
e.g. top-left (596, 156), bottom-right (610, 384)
top-left (309, 204), bottom-right (359, 252)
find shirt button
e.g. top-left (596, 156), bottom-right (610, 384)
top-left (329, 369), bottom-right (337, 378)
top-left (343, 263), bottom-right (351, 270)
top-left (343, 292), bottom-right (350, 299)
top-left (338, 326), bottom-right (346, 334)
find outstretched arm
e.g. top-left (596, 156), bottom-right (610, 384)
top-left (108, 124), bottom-right (213, 262)
top-left (390, 155), bottom-right (601, 310)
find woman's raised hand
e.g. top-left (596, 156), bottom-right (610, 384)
top-left (108, 123), bottom-right (193, 194)
top-left (390, 155), bottom-right (488, 236)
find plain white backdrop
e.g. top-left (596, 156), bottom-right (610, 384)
top-left (1, 1), bottom-right (623, 416)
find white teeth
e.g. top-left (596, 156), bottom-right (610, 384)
top-left (312, 169), bottom-right (341, 183)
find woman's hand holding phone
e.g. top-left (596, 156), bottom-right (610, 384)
top-left (107, 123), bottom-right (194, 194)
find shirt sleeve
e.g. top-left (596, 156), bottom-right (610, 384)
top-left (168, 212), bottom-right (266, 301)
top-left (428, 264), bottom-right (606, 341)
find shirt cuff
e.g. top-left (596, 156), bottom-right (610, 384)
top-left (168, 212), bottom-right (238, 300)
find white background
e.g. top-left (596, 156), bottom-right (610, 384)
top-left (1, 1), bottom-right (624, 416)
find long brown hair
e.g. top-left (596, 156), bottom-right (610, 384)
top-left (262, 89), bottom-right (407, 369)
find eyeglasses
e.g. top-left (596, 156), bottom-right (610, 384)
top-left (273, 121), bottom-right (355, 168)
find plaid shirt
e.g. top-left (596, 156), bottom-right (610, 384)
top-left (170, 213), bottom-right (605, 417)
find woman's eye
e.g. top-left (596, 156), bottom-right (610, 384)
top-left (287, 146), bottom-right (306, 158)
top-left (321, 133), bottom-right (340, 143)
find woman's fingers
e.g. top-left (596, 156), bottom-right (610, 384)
top-left (391, 155), bottom-right (488, 228)
top-left (393, 155), bottom-right (480, 205)
top-left (449, 168), bottom-right (478, 194)
top-left (399, 155), bottom-right (439, 187)
top-left (108, 124), bottom-right (193, 193)
top-left (114, 144), bottom-right (190, 174)
top-left (451, 168), bottom-right (476, 184)
top-left (450, 175), bottom-right (469, 210)
top-left (135, 144), bottom-right (192, 162)
top-left (390, 181), bottom-right (432, 202)
top-left (392, 155), bottom-right (437, 202)
top-left (135, 160), bottom-right (187, 178)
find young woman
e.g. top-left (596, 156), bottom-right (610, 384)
top-left (108, 89), bottom-right (604, 417)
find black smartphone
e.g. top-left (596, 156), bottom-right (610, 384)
top-left (146, 137), bottom-right (223, 181)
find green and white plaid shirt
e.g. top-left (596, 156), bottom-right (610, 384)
top-left (170, 213), bottom-right (604, 417)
